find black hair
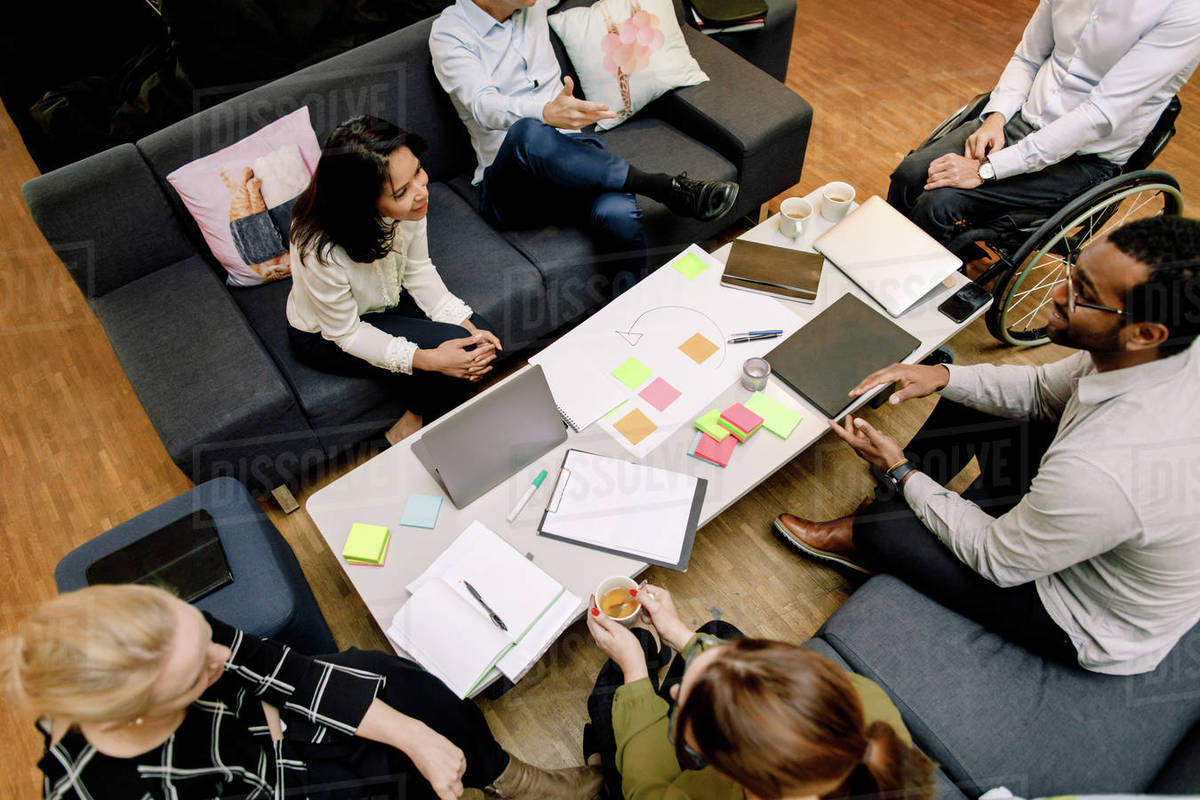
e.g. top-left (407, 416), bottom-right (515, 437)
top-left (290, 116), bottom-right (428, 265)
top-left (1109, 215), bottom-right (1200, 356)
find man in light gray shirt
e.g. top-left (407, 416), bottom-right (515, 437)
top-left (775, 215), bottom-right (1200, 675)
top-left (429, 0), bottom-right (738, 291)
top-left (888, 0), bottom-right (1200, 251)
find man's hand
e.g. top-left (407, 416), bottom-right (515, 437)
top-left (965, 113), bottom-right (1006, 161)
top-left (412, 335), bottom-right (496, 382)
top-left (828, 414), bottom-right (907, 472)
top-left (542, 76), bottom-right (618, 129)
top-left (849, 363), bottom-right (950, 405)
top-left (586, 595), bottom-right (649, 683)
top-left (926, 153), bottom-right (984, 190)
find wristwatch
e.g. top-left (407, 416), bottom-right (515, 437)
top-left (978, 160), bottom-right (997, 182)
top-left (884, 459), bottom-right (918, 491)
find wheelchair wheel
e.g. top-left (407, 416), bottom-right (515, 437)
top-left (986, 170), bottom-right (1183, 346)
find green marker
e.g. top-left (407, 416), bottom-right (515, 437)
top-left (507, 469), bottom-right (548, 523)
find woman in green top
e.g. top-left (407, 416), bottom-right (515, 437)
top-left (584, 584), bottom-right (935, 800)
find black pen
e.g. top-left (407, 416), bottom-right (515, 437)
top-left (727, 332), bottom-right (783, 343)
top-left (463, 580), bottom-right (509, 631)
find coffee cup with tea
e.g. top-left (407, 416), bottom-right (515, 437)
top-left (594, 575), bottom-right (641, 626)
top-left (779, 197), bottom-right (813, 238)
top-left (821, 182), bottom-right (856, 222)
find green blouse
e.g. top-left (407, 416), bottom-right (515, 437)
top-left (611, 636), bottom-right (913, 800)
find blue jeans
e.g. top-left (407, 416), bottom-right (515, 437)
top-left (888, 115), bottom-right (1120, 250)
top-left (481, 118), bottom-right (648, 291)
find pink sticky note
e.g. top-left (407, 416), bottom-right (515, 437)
top-left (694, 433), bottom-right (737, 467)
top-left (720, 403), bottom-right (764, 435)
top-left (638, 377), bottom-right (682, 412)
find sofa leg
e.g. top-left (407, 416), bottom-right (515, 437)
top-left (271, 484), bottom-right (301, 514)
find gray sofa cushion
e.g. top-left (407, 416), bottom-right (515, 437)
top-left (806, 638), bottom-right (969, 800)
top-left (22, 144), bottom-right (197, 298)
top-left (91, 255), bottom-right (317, 486)
top-left (1148, 718), bottom-right (1200, 793)
top-left (819, 575), bottom-right (1200, 798)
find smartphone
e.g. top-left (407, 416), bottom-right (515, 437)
top-left (938, 282), bottom-right (991, 323)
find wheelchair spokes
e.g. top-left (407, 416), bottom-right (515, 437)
top-left (986, 173), bottom-right (1183, 346)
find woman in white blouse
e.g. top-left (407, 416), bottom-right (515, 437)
top-left (287, 116), bottom-right (502, 444)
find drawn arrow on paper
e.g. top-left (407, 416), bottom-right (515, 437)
top-left (615, 304), bottom-right (727, 366)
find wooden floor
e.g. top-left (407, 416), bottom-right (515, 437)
top-left (3, 0), bottom-right (1199, 793)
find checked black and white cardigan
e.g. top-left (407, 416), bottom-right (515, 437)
top-left (38, 615), bottom-right (385, 800)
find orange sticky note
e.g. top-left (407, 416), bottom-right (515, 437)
top-left (614, 408), bottom-right (657, 445)
top-left (679, 333), bottom-right (719, 364)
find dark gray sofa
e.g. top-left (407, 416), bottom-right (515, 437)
top-left (807, 576), bottom-right (1200, 797)
top-left (22, 0), bottom-right (811, 494)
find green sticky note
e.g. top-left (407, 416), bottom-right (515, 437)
top-left (744, 392), bottom-right (803, 439)
top-left (612, 358), bottom-right (652, 389)
top-left (694, 408), bottom-right (731, 441)
top-left (343, 522), bottom-right (390, 564)
top-left (672, 252), bottom-right (709, 280)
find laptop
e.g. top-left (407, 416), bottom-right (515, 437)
top-left (766, 293), bottom-right (921, 419)
top-left (412, 365), bottom-right (568, 508)
top-left (814, 195), bottom-right (961, 317)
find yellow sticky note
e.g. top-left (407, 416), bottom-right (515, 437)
top-left (343, 522), bottom-right (390, 564)
top-left (672, 253), bottom-right (710, 280)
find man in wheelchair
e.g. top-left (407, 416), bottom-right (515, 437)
top-left (774, 215), bottom-right (1200, 676)
top-left (888, 0), bottom-right (1200, 254)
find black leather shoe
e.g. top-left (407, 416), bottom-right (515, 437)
top-left (665, 173), bottom-right (739, 221)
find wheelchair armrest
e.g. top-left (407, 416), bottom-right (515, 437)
top-left (1124, 95), bottom-right (1181, 172)
top-left (917, 91), bottom-right (992, 151)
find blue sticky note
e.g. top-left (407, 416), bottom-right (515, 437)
top-left (400, 494), bottom-right (443, 529)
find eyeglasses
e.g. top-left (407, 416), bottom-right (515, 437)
top-left (1066, 262), bottom-right (1128, 316)
top-left (667, 702), bottom-right (709, 770)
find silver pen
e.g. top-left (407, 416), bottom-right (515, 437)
top-left (463, 580), bottom-right (508, 631)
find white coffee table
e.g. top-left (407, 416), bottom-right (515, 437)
top-left (306, 184), bottom-right (985, 692)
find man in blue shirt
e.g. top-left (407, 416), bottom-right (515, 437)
top-left (888, 0), bottom-right (1200, 253)
top-left (430, 0), bottom-right (738, 288)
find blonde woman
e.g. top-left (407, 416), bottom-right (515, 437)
top-left (3, 585), bottom-right (601, 800)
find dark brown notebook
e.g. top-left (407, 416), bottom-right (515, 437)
top-left (765, 294), bottom-right (921, 419)
top-left (721, 239), bottom-right (823, 302)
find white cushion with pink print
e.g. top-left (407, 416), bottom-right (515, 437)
top-left (549, 0), bottom-right (708, 132)
top-left (166, 107), bottom-right (321, 287)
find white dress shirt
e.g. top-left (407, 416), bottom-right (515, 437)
top-left (903, 344), bottom-right (1200, 675)
top-left (430, 0), bottom-right (565, 184)
top-left (286, 217), bottom-right (473, 375)
top-left (980, 0), bottom-right (1200, 180)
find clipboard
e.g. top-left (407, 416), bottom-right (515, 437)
top-left (536, 449), bottom-right (707, 571)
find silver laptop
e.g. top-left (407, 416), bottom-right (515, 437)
top-left (411, 364), bottom-right (567, 508)
top-left (814, 195), bottom-right (962, 317)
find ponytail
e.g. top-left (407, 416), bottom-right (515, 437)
top-left (845, 720), bottom-right (935, 800)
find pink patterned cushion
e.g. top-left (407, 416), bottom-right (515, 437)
top-left (549, 0), bottom-right (707, 131)
top-left (166, 107), bottom-right (321, 286)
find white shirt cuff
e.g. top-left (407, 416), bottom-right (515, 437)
top-left (983, 146), bottom-right (1024, 181)
top-left (429, 294), bottom-right (473, 326)
top-left (384, 338), bottom-right (418, 375)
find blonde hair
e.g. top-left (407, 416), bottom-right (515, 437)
top-left (1, 585), bottom-right (178, 724)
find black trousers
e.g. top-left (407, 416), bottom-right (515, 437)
top-left (297, 648), bottom-right (509, 800)
top-left (584, 621), bottom-right (743, 798)
top-left (288, 293), bottom-right (492, 420)
top-left (887, 114), bottom-right (1119, 251)
top-left (852, 398), bottom-right (1077, 664)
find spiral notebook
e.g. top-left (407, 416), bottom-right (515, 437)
top-left (539, 361), bottom-right (626, 432)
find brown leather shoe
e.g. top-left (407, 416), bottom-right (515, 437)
top-left (773, 504), bottom-right (872, 575)
top-left (488, 756), bottom-right (604, 800)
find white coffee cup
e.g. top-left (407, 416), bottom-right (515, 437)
top-left (594, 575), bottom-right (641, 626)
top-left (821, 181), bottom-right (856, 222)
top-left (779, 197), bottom-right (814, 238)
